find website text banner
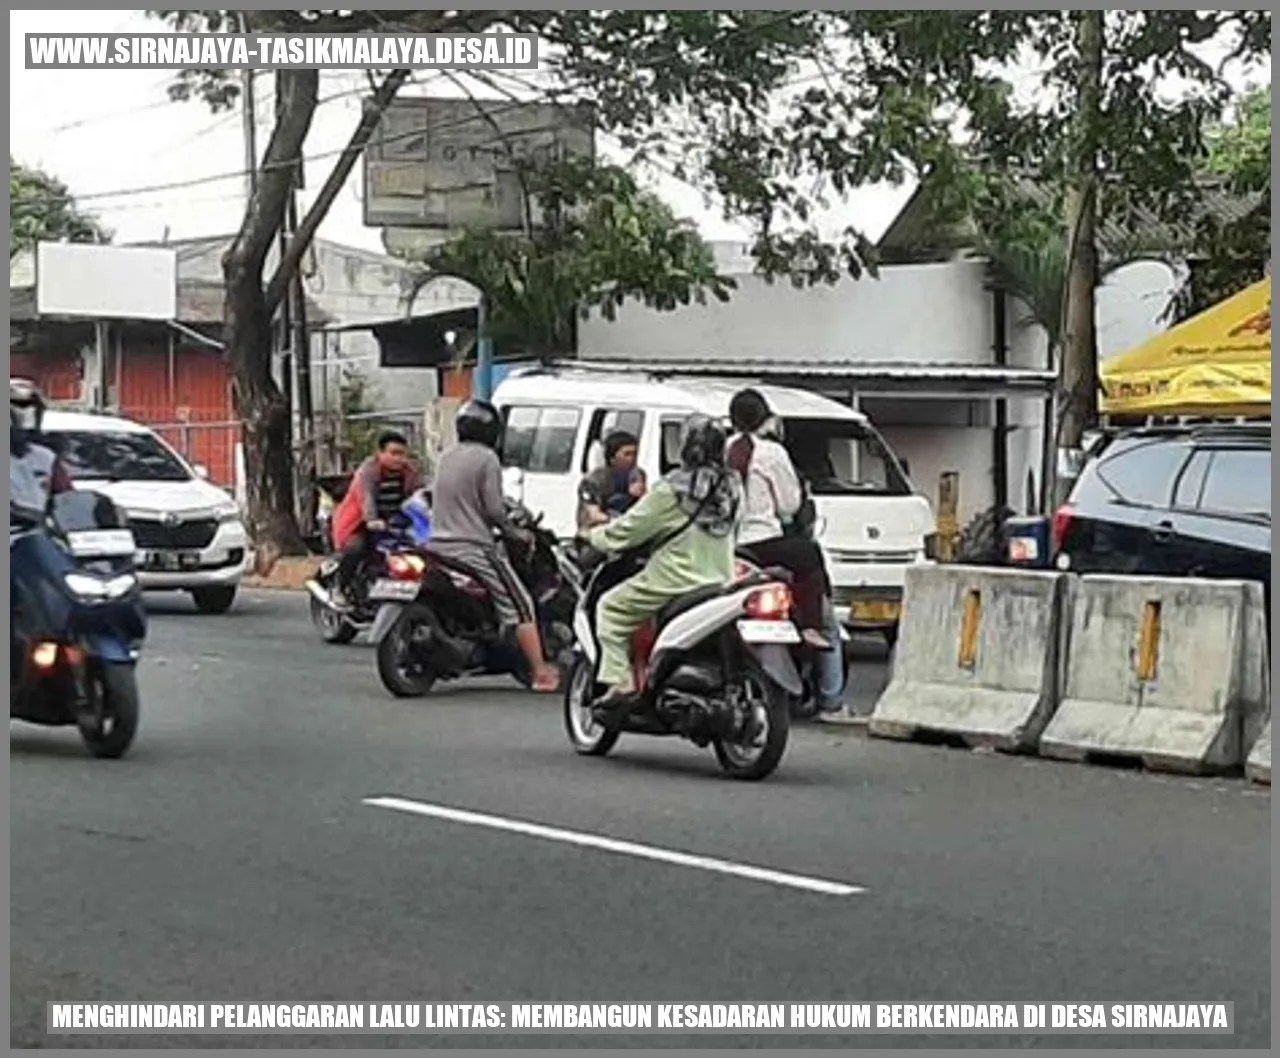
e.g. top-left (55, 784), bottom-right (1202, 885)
top-left (47, 1002), bottom-right (1234, 1036)
top-left (25, 34), bottom-right (539, 70)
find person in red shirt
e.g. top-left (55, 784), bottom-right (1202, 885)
top-left (329, 430), bottom-right (424, 606)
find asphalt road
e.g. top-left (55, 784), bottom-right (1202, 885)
top-left (10, 591), bottom-right (1271, 1049)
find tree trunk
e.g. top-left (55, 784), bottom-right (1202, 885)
top-left (222, 68), bottom-right (319, 574)
top-left (1054, 8), bottom-right (1103, 506)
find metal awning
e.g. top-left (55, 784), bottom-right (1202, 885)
top-left (565, 357), bottom-right (1056, 398)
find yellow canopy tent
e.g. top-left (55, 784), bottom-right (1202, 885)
top-left (1099, 275), bottom-right (1271, 418)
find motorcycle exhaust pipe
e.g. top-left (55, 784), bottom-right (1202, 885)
top-left (303, 580), bottom-right (331, 607)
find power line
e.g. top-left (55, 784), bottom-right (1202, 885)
top-left (25, 13), bottom-right (805, 210)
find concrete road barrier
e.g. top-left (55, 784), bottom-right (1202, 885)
top-left (867, 564), bottom-right (1073, 753)
top-left (1040, 577), bottom-right (1270, 775)
top-left (1245, 722), bottom-right (1271, 785)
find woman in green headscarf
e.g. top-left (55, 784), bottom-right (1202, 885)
top-left (584, 414), bottom-right (742, 710)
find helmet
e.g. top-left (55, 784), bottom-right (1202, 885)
top-left (679, 414), bottom-right (728, 470)
top-left (10, 377), bottom-right (46, 433)
top-left (454, 399), bottom-right (503, 449)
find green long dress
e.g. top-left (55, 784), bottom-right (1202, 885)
top-left (586, 480), bottom-right (737, 689)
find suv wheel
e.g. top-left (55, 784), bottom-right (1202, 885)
top-left (191, 586), bottom-right (237, 615)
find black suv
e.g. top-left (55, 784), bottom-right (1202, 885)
top-left (1052, 423), bottom-right (1271, 612)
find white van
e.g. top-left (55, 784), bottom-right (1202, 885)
top-left (491, 366), bottom-right (935, 640)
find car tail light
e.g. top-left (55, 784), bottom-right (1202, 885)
top-left (31, 642), bottom-right (59, 669)
top-left (386, 553), bottom-right (426, 581)
top-left (1051, 504), bottom-right (1076, 552)
top-left (745, 584), bottom-right (793, 620)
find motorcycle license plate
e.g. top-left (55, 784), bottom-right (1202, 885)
top-left (737, 619), bottom-right (801, 645)
top-left (368, 578), bottom-right (419, 602)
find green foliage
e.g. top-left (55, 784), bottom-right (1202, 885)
top-left (401, 157), bottom-right (735, 358)
top-left (10, 157), bottom-right (110, 257)
top-left (1169, 85), bottom-right (1271, 321)
top-left (337, 369), bottom-right (384, 466)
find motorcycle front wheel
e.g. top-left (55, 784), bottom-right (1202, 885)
top-left (713, 666), bottom-right (790, 781)
top-left (310, 594), bottom-right (357, 645)
top-left (77, 661), bottom-right (140, 760)
top-left (375, 605), bottom-right (438, 698)
top-left (562, 655), bottom-right (619, 757)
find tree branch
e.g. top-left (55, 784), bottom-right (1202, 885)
top-left (224, 69), bottom-right (318, 280)
top-left (263, 67), bottom-right (411, 314)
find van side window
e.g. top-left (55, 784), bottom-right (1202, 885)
top-left (528, 407), bottom-right (582, 473)
top-left (501, 406), bottom-right (540, 469)
top-left (582, 409), bottom-right (646, 472)
top-left (660, 418), bottom-right (686, 474)
top-left (502, 405), bottom-right (582, 473)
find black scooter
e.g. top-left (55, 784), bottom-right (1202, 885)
top-left (10, 489), bottom-right (147, 758)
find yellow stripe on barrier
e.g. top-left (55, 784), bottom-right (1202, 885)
top-left (958, 589), bottom-right (981, 670)
top-left (1136, 600), bottom-right (1162, 682)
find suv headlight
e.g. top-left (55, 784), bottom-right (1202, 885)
top-left (65, 572), bottom-right (137, 600)
top-left (213, 501), bottom-right (243, 524)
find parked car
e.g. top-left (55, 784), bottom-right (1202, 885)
top-left (41, 410), bottom-right (249, 614)
top-left (1052, 421), bottom-right (1270, 620)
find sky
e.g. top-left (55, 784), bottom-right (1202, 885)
top-left (10, 10), bottom-right (1266, 264)
top-left (10, 9), bottom-right (915, 257)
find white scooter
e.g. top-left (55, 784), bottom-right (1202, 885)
top-left (563, 552), bottom-right (804, 781)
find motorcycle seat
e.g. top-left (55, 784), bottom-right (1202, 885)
top-left (421, 551), bottom-right (487, 589)
top-left (655, 583), bottom-right (734, 629)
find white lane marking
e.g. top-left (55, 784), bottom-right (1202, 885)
top-left (363, 796), bottom-right (865, 897)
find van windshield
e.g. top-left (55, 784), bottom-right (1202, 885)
top-left (782, 418), bottom-right (912, 497)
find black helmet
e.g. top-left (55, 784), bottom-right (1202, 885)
top-left (679, 414), bottom-right (728, 470)
top-left (454, 399), bottom-right (503, 449)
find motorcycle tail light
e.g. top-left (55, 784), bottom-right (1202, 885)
top-left (386, 553), bottom-right (426, 581)
top-left (744, 584), bottom-right (793, 621)
top-left (31, 642), bottom-right (59, 669)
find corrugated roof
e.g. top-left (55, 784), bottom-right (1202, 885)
top-left (878, 172), bottom-right (1263, 265)
top-left (561, 356), bottom-right (1056, 394)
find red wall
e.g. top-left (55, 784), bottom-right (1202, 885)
top-left (10, 351), bottom-right (83, 402)
top-left (117, 344), bottom-right (238, 487)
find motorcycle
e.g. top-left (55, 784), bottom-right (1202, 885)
top-left (369, 499), bottom-right (583, 698)
top-left (562, 551), bottom-right (803, 781)
top-left (733, 554), bottom-right (852, 720)
top-left (304, 491), bottom-right (434, 645)
top-left (10, 489), bottom-right (147, 759)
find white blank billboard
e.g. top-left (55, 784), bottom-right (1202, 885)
top-left (36, 242), bottom-right (178, 321)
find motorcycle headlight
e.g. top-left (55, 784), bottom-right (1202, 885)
top-left (65, 572), bottom-right (137, 600)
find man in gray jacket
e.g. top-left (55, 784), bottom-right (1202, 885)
top-left (426, 400), bottom-right (559, 693)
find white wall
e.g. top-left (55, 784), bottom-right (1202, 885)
top-left (581, 254), bottom-right (1180, 372)
top-left (579, 259), bottom-right (997, 365)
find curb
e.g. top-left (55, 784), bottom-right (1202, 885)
top-left (242, 556), bottom-right (319, 592)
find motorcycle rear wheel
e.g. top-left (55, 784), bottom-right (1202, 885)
top-left (77, 662), bottom-right (140, 760)
top-left (375, 606), bottom-right (438, 698)
top-left (713, 667), bottom-right (789, 781)
top-left (563, 656), bottom-right (619, 757)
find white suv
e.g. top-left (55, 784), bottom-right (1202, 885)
top-left (42, 409), bottom-right (249, 613)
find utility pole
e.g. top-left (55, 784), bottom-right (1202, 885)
top-left (1054, 7), bottom-right (1104, 507)
top-left (273, 74), bottom-right (316, 534)
top-left (237, 13), bottom-right (256, 205)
